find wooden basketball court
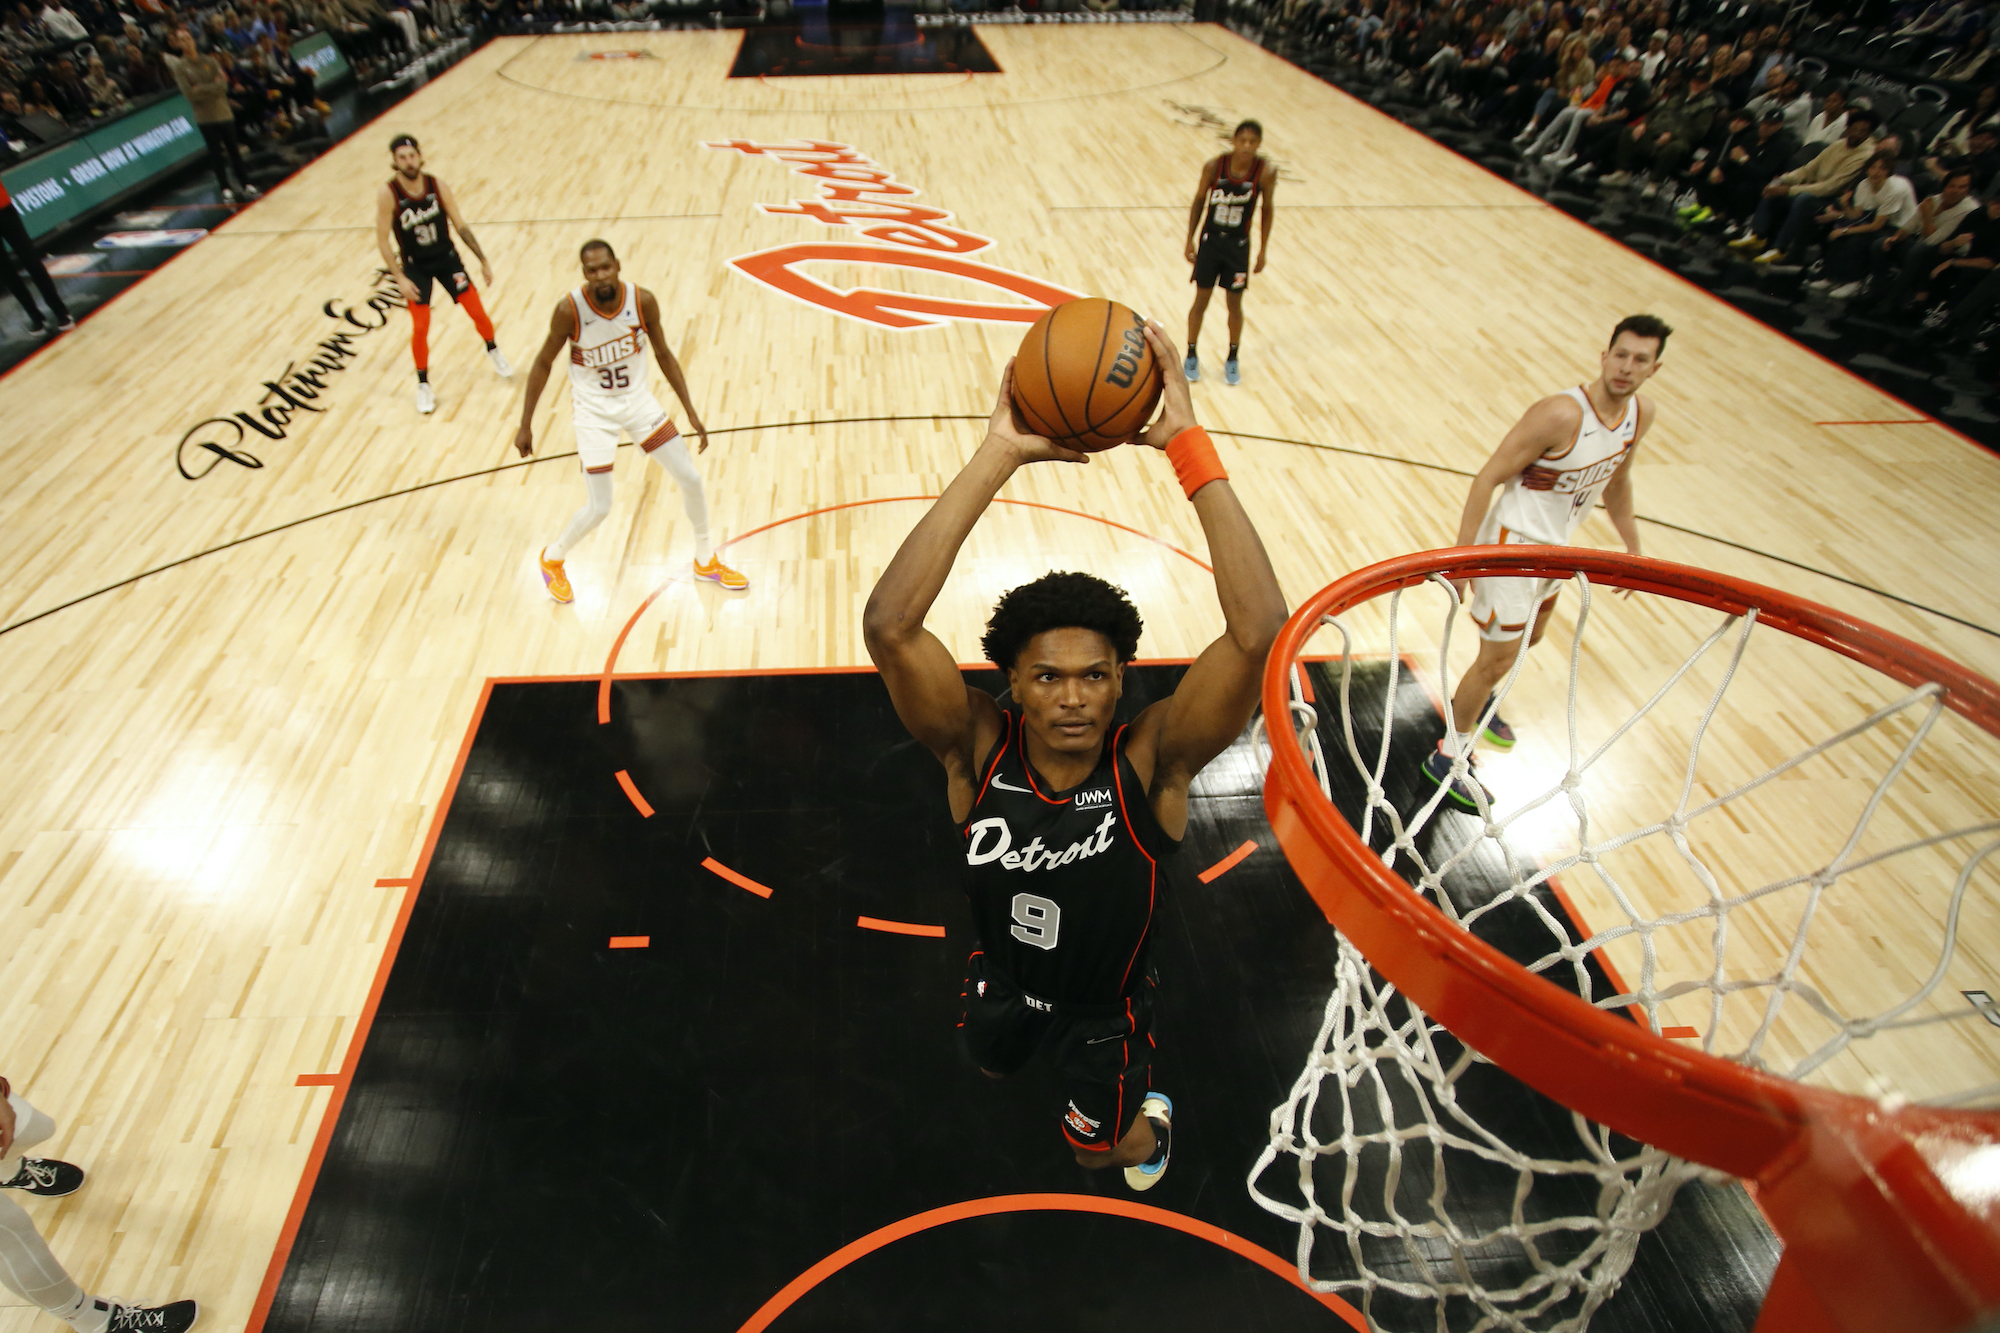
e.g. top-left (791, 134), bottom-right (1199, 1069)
top-left (0, 23), bottom-right (1994, 1330)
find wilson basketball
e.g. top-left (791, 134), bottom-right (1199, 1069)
top-left (1011, 298), bottom-right (1163, 452)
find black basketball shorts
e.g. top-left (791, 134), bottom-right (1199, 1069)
top-left (1191, 242), bottom-right (1250, 292)
top-left (959, 950), bottom-right (1155, 1155)
top-left (405, 250), bottom-right (473, 306)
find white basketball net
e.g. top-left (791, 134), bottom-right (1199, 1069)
top-left (1245, 570), bottom-right (2000, 1333)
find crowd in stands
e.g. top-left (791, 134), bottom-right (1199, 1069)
top-left (1, 0), bottom-right (462, 186)
top-left (1261, 0), bottom-right (2000, 351)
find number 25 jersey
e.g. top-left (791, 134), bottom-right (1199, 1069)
top-left (566, 281), bottom-right (650, 402)
top-left (960, 709), bottom-right (1180, 1005)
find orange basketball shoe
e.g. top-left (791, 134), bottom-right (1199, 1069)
top-left (693, 555), bottom-right (748, 591)
top-left (539, 548), bottom-right (574, 604)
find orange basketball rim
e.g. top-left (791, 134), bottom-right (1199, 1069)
top-left (1259, 546), bottom-right (2000, 1333)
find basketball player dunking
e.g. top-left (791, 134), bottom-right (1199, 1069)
top-left (864, 322), bottom-right (1287, 1187)
top-left (514, 239), bottom-right (746, 600)
top-left (1183, 119), bottom-right (1277, 387)
top-left (375, 134), bottom-right (510, 416)
top-left (1422, 314), bottom-right (1668, 811)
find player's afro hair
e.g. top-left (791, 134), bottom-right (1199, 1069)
top-left (981, 572), bottom-right (1144, 672)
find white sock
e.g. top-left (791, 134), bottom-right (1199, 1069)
top-left (547, 469), bottom-right (614, 561)
top-left (1447, 730), bottom-right (1475, 757)
top-left (642, 434), bottom-right (713, 563)
top-left (63, 1293), bottom-right (111, 1333)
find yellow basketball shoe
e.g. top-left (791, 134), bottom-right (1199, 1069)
top-left (694, 556), bottom-right (748, 591)
top-left (539, 548), bottom-right (573, 604)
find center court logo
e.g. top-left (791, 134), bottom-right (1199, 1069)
top-left (704, 138), bottom-right (1083, 330)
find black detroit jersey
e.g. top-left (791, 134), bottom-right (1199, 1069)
top-left (960, 709), bottom-right (1179, 1005)
top-left (390, 174), bottom-right (454, 267)
top-left (1199, 153), bottom-right (1265, 254)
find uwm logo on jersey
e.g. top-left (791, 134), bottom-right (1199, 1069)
top-left (704, 137), bottom-right (1083, 330)
top-left (1523, 448), bottom-right (1629, 494)
top-left (573, 331), bottom-right (641, 368)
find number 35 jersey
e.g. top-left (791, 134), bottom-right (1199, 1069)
top-left (960, 708), bottom-right (1180, 1005)
top-left (566, 281), bottom-right (650, 403)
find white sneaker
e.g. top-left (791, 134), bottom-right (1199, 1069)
top-left (487, 346), bottom-right (513, 377)
top-left (416, 382), bottom-right (436, 414)
top-left (242, 184), bottom-right (261, 200)
top-left (221, 187), bottom-right (236, 204)
top-left (1124, 1093), bottom-right (1173, 1191)
top-left (1805, 278), bottom-right (1833, 291)
top-left (1599, 170), bottom-right (1633, 187)
top-left (1829, 281), bottom-right (1865, 300)
top-left (1546, 151), bottom-right (1577, 170)
top-left (1639, 178), bottom-right (1660, 199)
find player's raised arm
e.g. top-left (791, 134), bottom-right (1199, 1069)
top-left (863, 366), bottom-right (1089, 812)
top-left (638, 288), bottom-right (708, 454)
top-left (513, 298), bottom-right (577, 457)
top-left (1126, 321), bottom-right (1288, 834)
top-left (434, 177), bottom-right (491, 286)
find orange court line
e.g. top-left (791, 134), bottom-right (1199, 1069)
top-left (293, 1074), bottom-right (341, 1087)
top-left (373, 877), bottom-right (412, 887)
top-left (1815, 418), bottom-right (1932, 426)
top-left (733, 1193), bottom-right (1368, 1332)
top-left (614, 769), bottom-right (655, 818)
top-left (856, 916), bottom-right (947, 937)
top-left (702, 856), bottom-right (774, 898)
top-left (609, 936), bottom-right (650, 949)
top-left (246, 676), bottom-right (497, 1333)
top-left (1197, 839), bottom-right (1259, 884)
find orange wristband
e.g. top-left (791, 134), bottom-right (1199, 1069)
top-left (1166, 426), bottom-right (1227, 499)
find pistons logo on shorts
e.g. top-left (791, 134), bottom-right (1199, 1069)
top-left (1229, 272), bottom-right (1247, 290)
top-left (451, 272), bottom-right (469, 292)
top-left (1064, 1100), bottom-right (1102, 1137)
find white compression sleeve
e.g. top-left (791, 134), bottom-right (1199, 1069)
top-left (642, 435), bottom-right (713, 563)
top-left (547, 469), bottom-right (615, 560)
top-left (0, 1194), bottom-right (81, 1314)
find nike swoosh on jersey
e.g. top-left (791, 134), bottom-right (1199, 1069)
top-left (989, 775), bottom-right (1033, 793)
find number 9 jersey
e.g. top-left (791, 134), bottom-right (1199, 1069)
top-left (565, 281), bottom-right (681, 474)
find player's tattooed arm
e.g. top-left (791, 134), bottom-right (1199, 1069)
top-left (638, 288), bottom-right (708, 455)
top-left (865, 363), bottom-right (1089, 821)
top-left (435, 178), bottom-right (492, 286)
top-left (1127, 321), bottom-right (1288, 838)
top-left (1255, 166), bottom-right (1277, 273)
top-left (1185, 158), bottom-right (1220, 263)
top-left (513, 298), bottom-right (578, 457)
top-left (375, 183), bottom-right (418, 304)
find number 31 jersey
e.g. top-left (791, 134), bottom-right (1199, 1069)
top-left (960, 709), bottom-right (1180, 1005)
top-left (566, 281), bottom-right (649, 402)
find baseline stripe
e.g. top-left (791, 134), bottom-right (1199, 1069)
top-left (609, 935), bottom-right (650, 949)
top-left (373, 877), bottom-right (412, 887)
top-left (702, 856), bottom-right (773, 898)
top-left (293, 1074), bottom-right (340, 1087)
top-left (856, 916), bottom-right (947, 937)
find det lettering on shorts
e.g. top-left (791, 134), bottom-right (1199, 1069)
top-left (704, 138), bottom-right (1085, 330)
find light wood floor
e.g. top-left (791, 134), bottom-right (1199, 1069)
top-left (0, 24), bottom-right (1996, 1328)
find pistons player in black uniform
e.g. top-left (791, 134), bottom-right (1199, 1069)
top-left (374, 134), bottom-right (511, 416)
top-left (1182, 119), bottom-right (1277, 388)
top-left (864, 321), bottom-right (1287, 1189)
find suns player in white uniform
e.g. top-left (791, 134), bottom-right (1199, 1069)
top-left (514, 239), bottom-right (747, 599)
top-left (1421, 314), bottom-right (1667, 810)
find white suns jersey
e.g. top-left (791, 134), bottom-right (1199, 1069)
top-left (1480, 386), bottom-right (1638, 546)
top-left (566, 282), bottom-right (649, 401)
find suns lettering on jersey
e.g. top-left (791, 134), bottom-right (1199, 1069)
top-left (1522, 452), bottom-right (1628, 494)
top-left (572, 331), bottom-right (642, 369)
